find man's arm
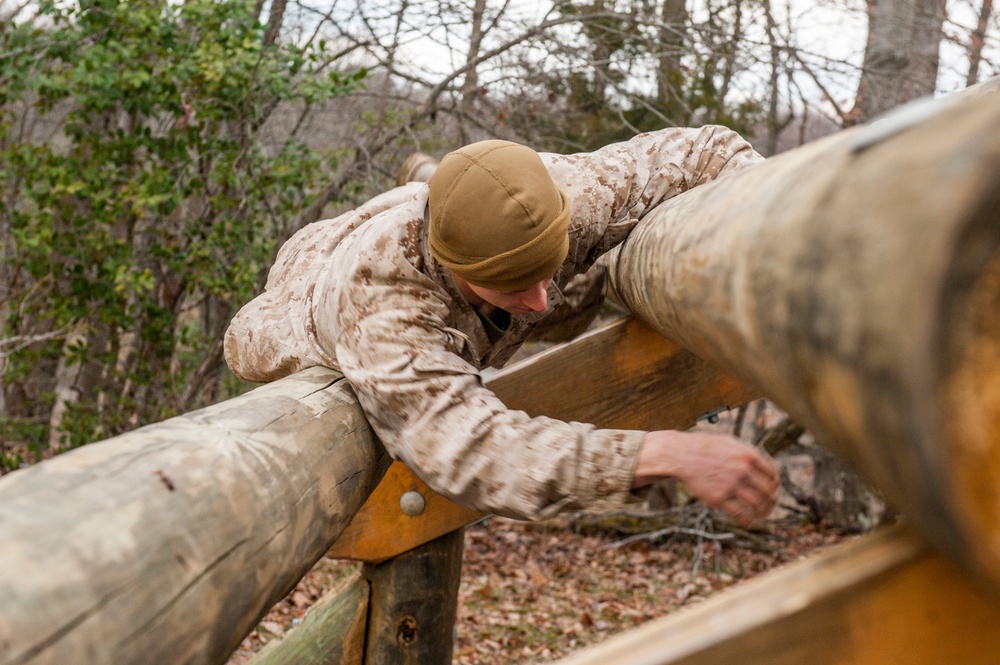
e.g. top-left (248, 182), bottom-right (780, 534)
top-left (329, 294), bottom-right (645, 521)
top-left (635, 430), bottom-right (779, 527)
top-left (326, 258), bottom-right (778, 524)
top-left (546, 126), bottom-right (777, 525)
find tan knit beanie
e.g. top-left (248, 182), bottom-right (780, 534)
top-left (428, 140), bottom-right (570, 292)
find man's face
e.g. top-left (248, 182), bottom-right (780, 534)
top-left (467, 278), bottom-right (553, 314)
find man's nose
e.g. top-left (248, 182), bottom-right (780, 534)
top-left (522, 282), bottom-right (548, 312)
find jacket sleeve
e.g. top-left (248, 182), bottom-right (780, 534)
top-left (319, 255), bottom-right (644, 521)
top-left (546, 125), bottom-right (764, 265)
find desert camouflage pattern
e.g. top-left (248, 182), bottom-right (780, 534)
top-left (225, 126), bottom-right (763, 520)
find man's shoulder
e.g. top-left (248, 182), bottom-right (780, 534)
top-left (335, 195), bottom-right (428, 274)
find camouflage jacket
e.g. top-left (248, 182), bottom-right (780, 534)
top-left (225, 126), bottom-right (762, 520)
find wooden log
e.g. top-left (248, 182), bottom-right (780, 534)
top-left (361, 529), bottom-right (465, 665)
top-left (328, 317), bottom-right (756, 563)
top-left (249, 572), bottom-right (369, 665)
top-left (489, 317), bottom-right (755, 431)
top-left (0, 368), bottom-right (391, 665)
top-left (609, 85), bottom-right (1000, 592)
top-left (549, 525), bottom-right (1000, 665)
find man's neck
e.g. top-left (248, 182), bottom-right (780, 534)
top-left (450, 272), bottom-right (498, 317)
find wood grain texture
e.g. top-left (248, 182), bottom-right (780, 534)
top-left (489, 317), bottom-right (757, 432)
top-left (328, 317), bottom-right (756, 563)
top-left (249, 572), bottom-right (369, 665)
top-left (362, 529), bottom-right (465, 665)
top-left (609, 84), bottom-right (1000, 592)
top-left (0, 367), bottom-right (391, 665)
top-left (551, 526), bottom-right (1000, 665)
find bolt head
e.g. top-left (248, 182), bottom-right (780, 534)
top-left (399, 490), bottom-right (425, 516)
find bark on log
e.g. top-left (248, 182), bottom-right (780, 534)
top-left (608, 83), bottom-right (1000, 592)
top-left (0, 368), bottom-right (391, 665)
top-left (249, 572), bottom-right (369, 665)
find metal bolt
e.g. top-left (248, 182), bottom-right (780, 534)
top-left (400, 490), bottom-right (425, 516)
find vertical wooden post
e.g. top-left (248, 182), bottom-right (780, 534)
top-left (361, 528), bottom-right (465, 665)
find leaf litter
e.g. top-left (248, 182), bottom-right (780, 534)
top-left (226, 514), bottom-right (852, 664)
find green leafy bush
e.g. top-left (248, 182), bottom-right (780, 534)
top-left (0, 0), bottom-right (364, 456)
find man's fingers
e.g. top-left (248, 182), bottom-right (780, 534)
top-left (744, 456), bottom-right (780, 503)
top-left (721, 475), bottom-right (778, 522)
top-left (720, 498), bottom-right (758, 527)
top-left (748, 467), bottom-right (780, 504)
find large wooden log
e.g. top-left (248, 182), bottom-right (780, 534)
top-left (550, 525), bottom-right (1000, 665)
top-left (608, 85), bottom-right (1000, 591)
top-left (0, 368), bottom-right (390, 665)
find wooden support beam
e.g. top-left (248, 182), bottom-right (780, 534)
top-left (328, 317), bottom-right (756, 563)
top-left (488, 317), bottom-right (755, 431)
top-left (361, 529), bottom-right (465, 665)
top-left (609, 85), bottom-right (1000, 592)
top-left (249, 572), bottom-right (369, 665)
top-left (0, 368), bottom-right (390, 665)
top-left (551, 526), bottom-right (1000, 665)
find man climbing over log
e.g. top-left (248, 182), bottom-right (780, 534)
top-left (224, 129), bottom-right (779, 527)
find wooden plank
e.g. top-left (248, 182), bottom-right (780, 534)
top-left (249, 572), bottom-right (369, 665)
top-left (327, 461), bottom-right (481, 563)
top-left (609, 88), bottom-right (1000, 591)
top-left (328, 317), bottom-right (756, 563)
top-left (489, 317), bottom-right (757, 431)
top-left (362, 529), bottom-right (465, 665)
top-left (552, 525), bottom-right (1000, 665)
top-left (0, 367), bottom-right (391, 665)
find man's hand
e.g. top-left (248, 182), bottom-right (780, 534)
top-left (633, 430), bottom-right (780, 527)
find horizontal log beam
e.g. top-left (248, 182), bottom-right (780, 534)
top-left (0, 368), bottom-right (391, 665)
top-left (609, 82), bottom-right (1000, 592)
top-left (551, 526), bottom-right (1000, 665)
top-left (328, 317), bottom-right (756, 563)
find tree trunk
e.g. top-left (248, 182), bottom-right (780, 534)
top-left (762, 0), bottom-right (784, 156)
top-left (262, 0), bottom-right (287, 47)
top-left (657, 0), bottom-right (691, 125)
top-left (852, 0), bottom-right (946, 122)
top-left (966, 0), bottom-right (994, 86)
top-left (460, 0), bottom-right (489, 133)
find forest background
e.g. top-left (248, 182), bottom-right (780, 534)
top-left (0, 0), bottom-right (997, 466)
